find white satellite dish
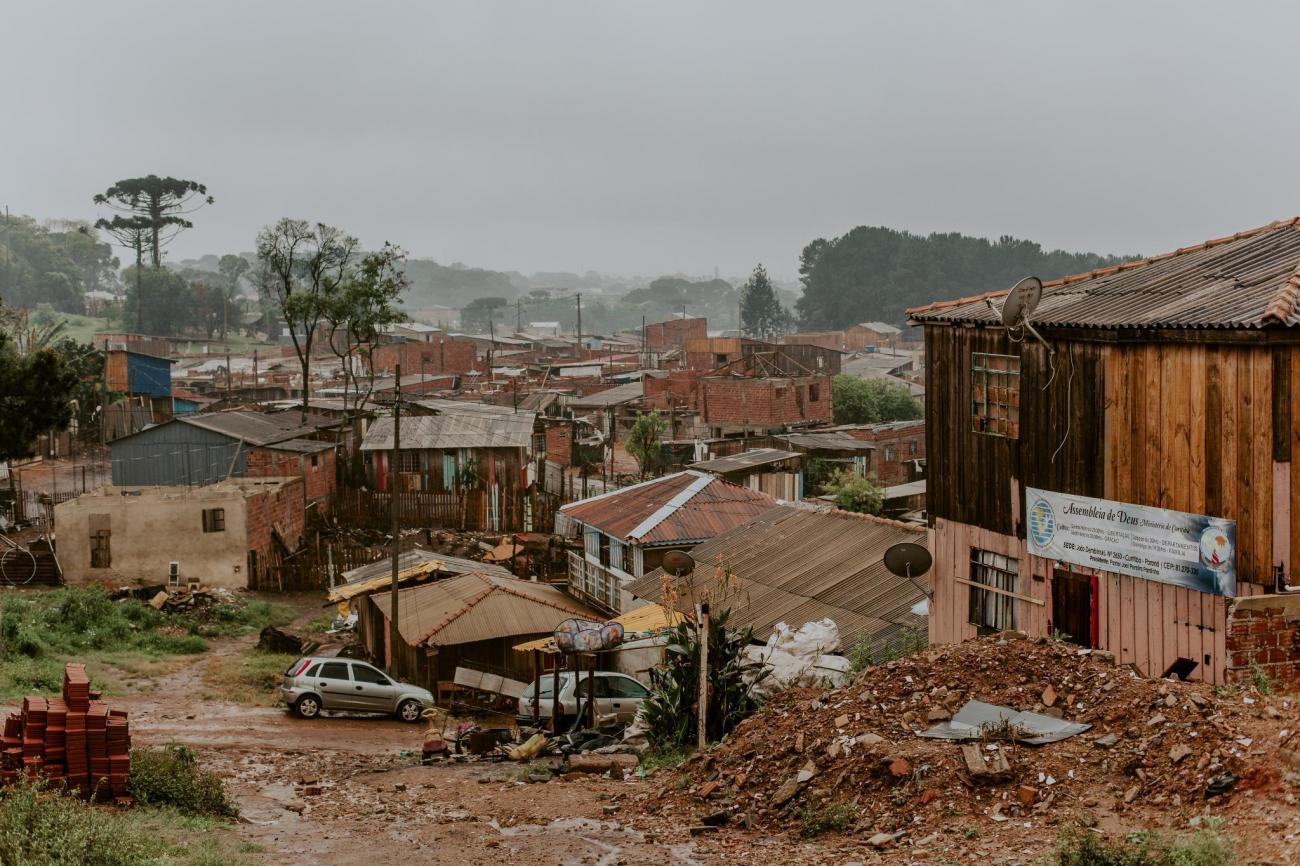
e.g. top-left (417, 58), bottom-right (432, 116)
top-left (999, 276), bottom-right (1052, 353)
top-left (1000, 276), bottom-right (1042, 327)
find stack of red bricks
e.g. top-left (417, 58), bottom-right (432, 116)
top-left (0, 662), bottom-right (132, 800)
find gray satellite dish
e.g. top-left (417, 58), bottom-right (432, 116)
top-left (883, 542), bottom-right (932, 579)
top-left (1000, 276), bottom-right (1042, 327)
top-left (661, 550), bottom-right (694, 575)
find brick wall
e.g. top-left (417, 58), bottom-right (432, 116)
top-left (643, 370), bottom-right (700, 411)
top-left (244, 478), bottom-right (307, 565)
top-left (644, 317), bottom-right (707, 350)
top-left (1226, 601), bottom-right (1300, 688)
top-left (701, 375), bottom-right (833, 428)
top-left (783, 331), bottom-right (846, 352)
top-left (246, 446), bottom-right (337, 506)
top-left (544, 422), bottom-right (575, 467)
top-left (844, 421), bottom-right (925, 485)
top-left (372, 339), bottom-right (477, 375)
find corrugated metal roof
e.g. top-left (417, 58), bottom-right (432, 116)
top-left (361, 407), bottom-right (536, 451)
top-left (340, 548), bottom-right (510, 585)
top-left (690, 448), bottom-right (802, 474)
top-left (857, 321), bottom-right (903, 334)
top-left (178, 410), bottom-right (334, 446)
top-left (908, 218), bottom-right (1300, 329)
top-left (369, 572), bottom-right (604, 647)
top-left (558, 470), bottom-right (776, 545)
top-left (567, 381), bottom-right (644, 408)
top-left (777, 431), bottom-right (877, 452)
top-left (627, 505), bottom-right (929, 651)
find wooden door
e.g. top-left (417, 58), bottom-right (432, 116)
top-left (1051, 568), bottom-right (1095, 648)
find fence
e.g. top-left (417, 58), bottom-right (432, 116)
top-left (248, 535), bottom-right (413, 592)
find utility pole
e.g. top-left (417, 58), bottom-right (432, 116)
top-left (388, 363), bottom-right (402, 669)
top-left (488, 309), bottom-right (496, 385)
top-left (641, 314), bottom-right (646, 367)
top-left (516, 299), bottom-right (522, 334)
top-left (575, 293), bottom-right (582, 357)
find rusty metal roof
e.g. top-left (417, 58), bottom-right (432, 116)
top-left (907, 218), bottom-right (1300, 329)
top-left (369, 572), bottom-right (604, 647)
top-left (557, 470), bottom-right (776, 545)
top-left (690, 448), bottom-right (802, 474)
top-left (627, 505), bottom-right (929, 650)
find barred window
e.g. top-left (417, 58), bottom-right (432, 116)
top-left (968, 548), bottom-right (1017, 631)
top-left (971, 352), bottom-right (1020, 438)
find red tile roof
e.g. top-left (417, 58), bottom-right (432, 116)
top-left (558, 470), bottom-right (776, 545)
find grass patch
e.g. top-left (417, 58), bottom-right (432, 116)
top-left (638, 747), bottom-right (692, 775)
top-left (0, 587), bottom-right (293, 699)
top-left (848, 625), bottom-right (927, 673)
top-left (0, 775), bottom-right (255, 866)
top-left (203, 649), bottom-right (299, 706)
top-left (1053, 827), bottom-right (1234, 866)
top-left (796, 798), bottom-right (858, 838)
top-left (302, 609), bottom-right (339, 634)
top-left (129, 743), bottom-right (238, 818)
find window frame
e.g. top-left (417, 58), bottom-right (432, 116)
top-left (971, 352), bottom-right (1021, 438)
top-left (968, 548), bottom-right (1019, 632)
top-left (201, 507), bottom-right (226, 533)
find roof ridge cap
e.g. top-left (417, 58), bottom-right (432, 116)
top-left (415, 580), bottom-right (497, 645)
top-left (823, 507), bottom-right (928, 533)
top-left (906, 217), bottom-right (1300, 319)
top-left (1263, 258), bottom-right (1300, 325)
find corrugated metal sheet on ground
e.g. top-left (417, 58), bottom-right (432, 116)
top-left (370, 572), bottom-right (604, 647)
top-left (558, 470), bottom-right (775, 544)
top-left (909, 218), bottom-right (1300, 329)
top-left (627, 505), bottom-right (929, 651)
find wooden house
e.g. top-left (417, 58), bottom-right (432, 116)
top-left (908, 218), bottom-right (1300, 687)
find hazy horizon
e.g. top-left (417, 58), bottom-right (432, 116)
top-left (7, 1), bottom-right (1300, 280)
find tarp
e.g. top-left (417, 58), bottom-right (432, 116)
top-left (918, 699), bottom-right (1091, 745)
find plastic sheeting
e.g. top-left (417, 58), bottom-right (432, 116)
top-left (918, 699), bottom-right (1091, 745)
top-left (746, 619), bottom-right (853, 692)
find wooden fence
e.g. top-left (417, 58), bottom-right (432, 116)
top-left (249, 536), bottom-right (413, 592)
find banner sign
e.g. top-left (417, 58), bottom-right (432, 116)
top-left (1026, 488), bottom-right (1236, 596)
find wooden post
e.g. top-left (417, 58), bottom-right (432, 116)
top-left (388, 364), bottom-right (402, 668)
top-left (551, 657), bottom-right (561, 734)
top-left (531, 650), bottom-right (541, 725)
top-left (697, 601), bottom-right (710, 749)
top-left (587, 653), bottom-right (597, 729)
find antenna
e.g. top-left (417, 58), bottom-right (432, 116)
top-left (1000, 276), bottom-right (1052, 353)
top-left (883, 541), bottom-right (933, 599)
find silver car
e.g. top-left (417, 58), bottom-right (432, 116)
top-left (280, 657), bottom-right (433, 723)
top-left (516, 671), bottom-right (650, 728)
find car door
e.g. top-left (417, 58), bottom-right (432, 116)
top-left (314, 661), bottom-right (357, 710)
top-left (601, 674), bottom-right (650, 722)
top-left (349, 663), bottom-right (398, 713)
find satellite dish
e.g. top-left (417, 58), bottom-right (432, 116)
top-left (662, 550), bottom-right (694, 575)
top-left (1000, 276), bottom-right (1042, 327)
top-left (883, 542), bottom-right (932, 579)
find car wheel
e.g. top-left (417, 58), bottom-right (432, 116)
top-left (396, 699), bottom-right (423, 723)
top-left (294, 694), bottom-right (322, 719)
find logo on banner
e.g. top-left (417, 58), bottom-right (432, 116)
top-left (1198, 526), bottom-right (1232, 572)
top-left (1028, 497), bottom-right (1056, 548)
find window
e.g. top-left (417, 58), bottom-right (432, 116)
top-left (351, 664), bottom-right (391, 685)
top-left (90, 530), bottom-right (111, 568)
top-left (883, 444), bottom-right (895, 462)
top-left (397, 451), bottom-right (421, 473)
top-left (604, 676), bottom-right (649, 698)
top-left (908, 439), bottom-right (918, 456)
top-left (715, 353), bottom-right (728, 364)
top-left (303, 663), bottom-right (322, 678)
top-left (968, 549), bottom-right (1018, 631)
top-left (971, 352), bottom-right (1020, 437)
top-left (318, 662), bottom-right (350, 680)
top-left (809, 383), bottom-right (821, 401)
top-left (201, 508), bottom-right (225, 533)
top-left (310, 454), bottom-right (319, 467)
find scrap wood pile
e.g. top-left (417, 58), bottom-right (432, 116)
top-left (1, 663), bottom-right (133, 801)
top-left (640, 637), bottom-right (1294, 841)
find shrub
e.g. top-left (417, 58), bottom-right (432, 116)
top-left (822, 469), bottom-right (884, 515)
top-left (796, 799), bottom-right (858, 838)
top-left (848, 625), bottom-right (927, 672)
top-left (1053, 827), bottom-right (1234, 866)
top-left (0, 777), bottom-right (158, 866)
top-left (641, 609), bottom-right (769, 748)
top-left (128, 744), bottom-right (237, 818)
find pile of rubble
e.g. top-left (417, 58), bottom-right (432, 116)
top-left (639, 637), bottom-right (1295, 842)
top-left (1, 663), bottom-right (133, 801)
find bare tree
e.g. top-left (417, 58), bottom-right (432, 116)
top-left (256, 220), bottom-right (359, 421)
top-left (322, 242), bottom-right (408, 416)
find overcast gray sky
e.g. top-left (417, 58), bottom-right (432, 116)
top-left (6, 1), bottom-right (1300, 279)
